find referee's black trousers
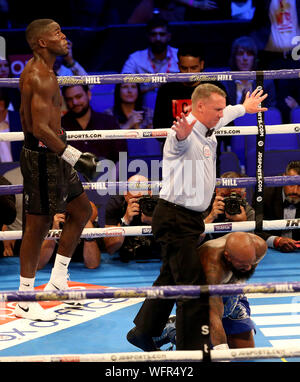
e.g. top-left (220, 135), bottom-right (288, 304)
top-left (133, 198), bottom-right (209, 350)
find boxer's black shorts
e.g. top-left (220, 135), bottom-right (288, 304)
top-left (21, 132), bottom-right (84, 216)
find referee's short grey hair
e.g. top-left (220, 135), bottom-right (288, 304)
top-left (191, 83), bottom-right (226, 105)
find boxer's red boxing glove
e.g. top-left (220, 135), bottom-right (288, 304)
top-left (61, 145), bottom-right (98, 181)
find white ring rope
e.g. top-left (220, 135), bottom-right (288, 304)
top-left (0, 346), bottom-right (299, 362)
top-left (0, 124), bottom-right (299, 142)
top-left (0, 219), bottom-right (298, 241)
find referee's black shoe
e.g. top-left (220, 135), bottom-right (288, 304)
top-left (127, 327), bottom-right (160, 352)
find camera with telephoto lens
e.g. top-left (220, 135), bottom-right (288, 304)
top-left (223, 192), bottom-right (247, 215)
top-left (138, 195), bottom-right (159, 217)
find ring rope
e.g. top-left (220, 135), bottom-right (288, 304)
top-left (0, 346), bottom-right (299, 362)
top-left (0, 175), bottom-right (299, 196)
top-left (1, 69), bottom-right (300, 88)
top-left (0, 124), bottom-right (299, 142)
top-left (0, 218), bottom-right (299, 241)
top-left (0, 281), bottom-right (299, 302)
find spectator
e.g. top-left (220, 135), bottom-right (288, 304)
top-left (1, 166), bottom-right (23, 257)
top-left (104, 174), bottom-right (161, 262)
top-left (153, 43), bottom-right (229, 173)
top-left (224, 36), bottom-right (276, 109)
top-left (121, 16), bottom-right (178, 111)
top-left (54, 40), bottom-right (88, 77)
top-left (256, 160), bottom-right (300, 252)
top-left (0, 58), bottom-right (10, 78)
top-left (285, 94), bottom-right (300, 111)
top-left (104, 82), bottom-right (161, 165)
top-left (38, 201), bottom-right (101, 269)
top-left (200, 171), bottom-right (255, 243)
top-left (0, 58), bottom-right (21, 112)
top-left (53, 39), bottom-right (89, 114)
top-left (61, 84), bottom-right (127, 173)
top-left (106, 83), bottom-right (153, 131)
top-left (0, 174), bottom-right (16, 257)
top-left (0, 88), bottom-right (23, 162)
top-left (251, 0), bottom-right (300, 63)
top-left (153, 44), bottom-right (228, 131)
top-left (223, 36), bottom-right (277, 170)
top-left (250, 0), bottom-right (300, 123)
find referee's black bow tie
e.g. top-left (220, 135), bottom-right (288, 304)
top-left (205, 128), bottom-right (215, 137)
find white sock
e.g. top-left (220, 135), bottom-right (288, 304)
top-left (52, 253), bottom-right (71, 274)
top-left (19, 276), bottom-right (35, 291)
top-left (18, 276), bottom-right (35, 308)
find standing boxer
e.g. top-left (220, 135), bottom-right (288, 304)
top-left (14, 19), bottom-right (98, 321)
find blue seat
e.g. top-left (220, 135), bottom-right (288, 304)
top-left (244, 108), bottom-right (300, 175)
top-left (230, 113), bottom-right (257, 168)
top-left (90, 83), bottom-right (115, 112)
top-left (232, 108), bottom-right (285, 166)
top-left (219, 151), bottom-right (241, 174)
top-left (246, 149), bottom-right (300, 177)
top-left (264, 108), bottom-right (295, 151)
top-left (245, 108), bottom-right (286, 153)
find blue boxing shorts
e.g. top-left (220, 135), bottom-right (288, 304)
top-left (21, 130), bottom-right (84, 216)
top-left (222, 295), bottom-right (256, 335)
top-left (153, 294), bottom-right (256, 348)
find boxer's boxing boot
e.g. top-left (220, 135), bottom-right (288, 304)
top-left (44, 269), bottom-right (82, 306)
top-left (15, 302), bottom-right (57, 321)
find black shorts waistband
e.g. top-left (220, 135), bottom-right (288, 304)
top-left (24, 129), bottom-right (66, 152)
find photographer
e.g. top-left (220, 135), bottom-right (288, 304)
top-left (104, 174), bottom-right (161, 262)
top-left (0, 174), bottom-right (16, 257)
top-left (200, 171), bottom-right (255, 244)
top-left (38, 201), bottom-right (102, 269)
top-left (255, 161), bottom-right (300, 253)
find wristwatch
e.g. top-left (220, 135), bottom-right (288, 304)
top-left (120, 217), bottom-right (129, 226)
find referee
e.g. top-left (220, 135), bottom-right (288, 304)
top-left (127, 83), bottom-right (268, 351)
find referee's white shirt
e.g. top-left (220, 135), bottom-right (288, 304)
top-left (159, 105), bottom-right (246, 212)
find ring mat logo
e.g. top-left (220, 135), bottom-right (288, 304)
top-left (0, 282), bottom-right (143, 351)
top-left (0, 282), bottom-right (107, 325)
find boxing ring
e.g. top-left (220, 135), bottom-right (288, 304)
top-left (0, 69), bottom-right (300, 364)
